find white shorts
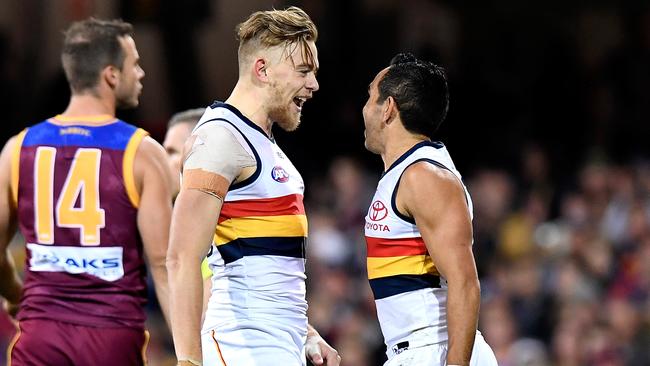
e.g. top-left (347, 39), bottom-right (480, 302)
top-left (384, 331), bottom-right (497, 366)
top-left (201, 319), bottom-right (307, 366)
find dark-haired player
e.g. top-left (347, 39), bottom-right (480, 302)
top-left (0, 18), bottom-right (172, 366)
top-left (362, 53), bottom-right (497, 366)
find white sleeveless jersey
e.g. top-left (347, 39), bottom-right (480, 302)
top-left (364, 141), bottom-right (473, 348)
top-left (200, 102), bottom-right (308, 333)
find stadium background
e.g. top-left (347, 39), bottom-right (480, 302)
top-left (0, 0), bottom-right (648, 365)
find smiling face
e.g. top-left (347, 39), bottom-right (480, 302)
top-left (265, 41), bottom-right (319, 132)
top-left (114, 35), bottom-right (144, 109)
top-left (362, 67), bottom-right (390, 154)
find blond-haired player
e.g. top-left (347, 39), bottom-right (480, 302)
top-left (167, 7), bottom-right (340, 366)
top-left (162, 108), bottom-right (213, 322)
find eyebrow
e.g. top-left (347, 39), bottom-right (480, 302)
top-left (296, 63), bottom-right (319, 73)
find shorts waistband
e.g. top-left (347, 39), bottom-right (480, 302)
top-left (387, 330), bottom-right (483, 358)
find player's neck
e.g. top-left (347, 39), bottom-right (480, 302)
top-left (58, 93), bottom-right (116, 125)
top-left (226, 82), bottom-right (273, 136)
top-left (381, 132), bottom-right (429, 170)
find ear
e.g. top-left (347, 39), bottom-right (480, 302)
top-left (382, 96), bottom-right (398, 124)
top-left (253, 58), bottom-right (269, 82)
top-left (103, 65), bottom-right (119, 88)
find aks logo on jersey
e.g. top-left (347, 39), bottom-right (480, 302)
top-left (369, 200), bottom-right (388, 221)
top-left (271, 165), bottom-right (290, 183)
top-left (27, 243), bottom-right (124, 282)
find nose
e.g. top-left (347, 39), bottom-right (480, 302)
top-left (306, 73), bottom-right (319, 92)
top-left (138, 65), bottom-right (145, 80)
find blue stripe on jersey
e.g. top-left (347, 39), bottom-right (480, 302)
top-left (370, 274), bottom-right (441, 300)
top-left (209, 101), bottom-right (272, 141)
top-left (22, 120), bottom-right (137, 150)
top-left (391, 158), bottom-right (452, 225)
top-left (381, 140), bottom-right (444, 178)
top-left (217, 236), bottom-right (306, 264)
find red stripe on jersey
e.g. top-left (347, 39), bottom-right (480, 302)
top-left (366, 236), bottom-right (427, 257)
top-left (219, 194), bottom-right (305, 222)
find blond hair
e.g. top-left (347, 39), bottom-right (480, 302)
top-left (237, 6), bottom-right (318, 69)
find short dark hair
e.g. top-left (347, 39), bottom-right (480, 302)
top-left (61, 18), bottom-right (134, 93)
top-left (377, 53), bottom-right (449, 137)
top-left (167, 108), bottom-right (205, 129)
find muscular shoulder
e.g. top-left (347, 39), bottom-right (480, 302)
top-left (0, 134), bottom-right (20, 180)
top-left (134, 136), bottom-right (172, 193)
top-left (399, 161), bottom-right (466, 217)
top-left (136, 136), bottom-right (168, 166)
top-left (0, 135), bottom-right (18, 158)
top-left (401, 162), bottom-right (463, 197)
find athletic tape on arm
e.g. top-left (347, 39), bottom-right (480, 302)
top-left (181, 123), bottom-right (256, 199)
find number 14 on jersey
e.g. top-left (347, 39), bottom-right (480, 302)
top-left (34, 147), bottom-right (105, 246)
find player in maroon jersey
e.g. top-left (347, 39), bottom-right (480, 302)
top-left (0, 18), bottom-right (172, 366)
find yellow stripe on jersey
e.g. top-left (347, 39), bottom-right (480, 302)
top-left (53, 114), bottom-right (115, 123)
top-left (122, 129), bottom-right (149, 208)
top-left (367, 255), bottom-right (439, 280)
top-left (10, 129), bottom-right (28, 207)
top-left (214, 214), bottom-right (308, 245)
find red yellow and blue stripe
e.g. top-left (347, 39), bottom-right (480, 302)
top-left (214, 194), bottom-right (307, 264)
top-left (366, 236), bottom-right (441, 299)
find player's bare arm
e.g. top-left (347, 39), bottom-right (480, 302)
top-left (397, 162), bottom-right (479, 366)
top-left (306, 323), bottom-right (341, 366)
top-left (134, 136), bottom-right (174, 328)
top-left (0, 136), bottom-right (23, 313)
top-left (167, 124), bottom-right (252, 364)
top-left (168, 187), bottom-right (222, 364)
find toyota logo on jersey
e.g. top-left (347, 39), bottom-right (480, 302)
top-left (369, 200), bottom-right (388, 221)
top-left (271, 166), bottom-right (290, 183)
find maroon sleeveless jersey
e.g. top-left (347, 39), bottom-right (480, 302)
top-left (11, 118), bottom-right (150, 329)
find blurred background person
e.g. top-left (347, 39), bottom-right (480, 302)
top-left (162, 108), bottom-right (205, 198)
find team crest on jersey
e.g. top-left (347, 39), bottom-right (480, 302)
top-left (271, 165), bottom-right (290, 183)
top-left (368, 200), bottom-right (388, 221)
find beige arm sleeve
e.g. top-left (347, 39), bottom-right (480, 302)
top-left (181, 123), bottom-right (256, 199)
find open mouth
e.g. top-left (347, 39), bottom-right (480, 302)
top-left (293, 97), bottom-right (306, 111)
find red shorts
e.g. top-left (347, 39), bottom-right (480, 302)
top-left (8, 319), bottom-right (149, 366)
